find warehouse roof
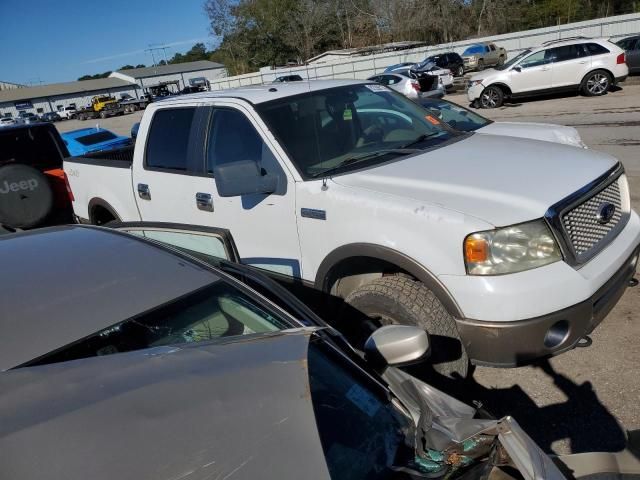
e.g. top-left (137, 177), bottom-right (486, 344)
top-left (0, 77), bottom-right (136, 103)
top-left (112, 60), bottom-right (225, 79)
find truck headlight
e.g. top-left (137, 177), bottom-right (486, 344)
top-left (464, 220), bottom-right (562, 275)
top-left (468, 79), bottom-right (483, 87)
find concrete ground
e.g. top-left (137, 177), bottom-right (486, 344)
top-left (55, 84), bottom-right (640, 455)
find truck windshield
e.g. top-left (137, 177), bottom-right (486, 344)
top-left (308, 339), bottom-right (412, 479)
top-left (257, 84), bottom-right (455, 179)
top-left (462, 45), bottom-right (484, 55)
top-left (421, 99), bottom-right (490, 131)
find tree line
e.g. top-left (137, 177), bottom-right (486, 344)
top-left (205, 0), bottom-right (638, 75)
top-left (77, 43), bottom-right (215, 81)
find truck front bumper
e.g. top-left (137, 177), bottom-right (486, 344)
top-left (455, 245), bottom-right (639, 367)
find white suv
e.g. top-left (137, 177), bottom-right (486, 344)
top-left (467, 38), bottom-right (629, 108)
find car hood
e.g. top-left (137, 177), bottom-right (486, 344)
top-left (332, 133), bottom-right (618, 226)
top-left (0, 330), bottom-right (331, 480)
top-left (477, 121), bottom-right (586, 148)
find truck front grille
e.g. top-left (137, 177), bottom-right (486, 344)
top-left (554, 172), bottom-right (630, 264)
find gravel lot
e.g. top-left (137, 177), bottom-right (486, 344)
top-left (56, 84), bottom-right (640, 455)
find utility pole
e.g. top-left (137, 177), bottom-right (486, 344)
top-left (146, 44), bottom-right (171, 66)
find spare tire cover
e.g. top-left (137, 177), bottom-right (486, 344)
top-left (0, 164), bottom-right (54, 228)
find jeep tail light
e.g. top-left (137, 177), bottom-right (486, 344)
top-left (411, 81), bottom-right (421, 92)
top-left (63, 172), bottom-right (75, 202)
top-left (617, 52), bottom-right (625, 64)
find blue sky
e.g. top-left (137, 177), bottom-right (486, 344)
top-left (0, 0), bottom-right (216, 85)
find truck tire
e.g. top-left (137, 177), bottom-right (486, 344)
top-left (581, 70), bottom-right (612, 96)
top-left (477, 59), bottom-right (485, 71)
top-left (131, 104), bottom-right (138, 112)
top-left (497, 55), bottom-right (505, 66)
top-left (345, 276), bottom-right (469, 378)
top-left (100, 111), bottom-right (107, 119)
top-left (0, 164), bottom-right (53, 229)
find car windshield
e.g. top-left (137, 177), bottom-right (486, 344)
top-left (495, 49), bottom-right (531, 70)
top-left (463, 45), bottom-right (484, 55)
top-left (421, 99), bottom-right (490, 131)
top-left (75, 130), bottom-right (118, 145)
top-left (22, 280), bottom-right (291, 368)
top-left (257, 84), bottom-right (456, 179)
top-left (308, 339), bottom-right (412, 479)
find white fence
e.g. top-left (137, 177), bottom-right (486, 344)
top-left (209, 12), bottom-right (640, 90)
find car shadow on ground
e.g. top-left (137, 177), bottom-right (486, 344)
top-left (405, 358), bottom-right (627, 455)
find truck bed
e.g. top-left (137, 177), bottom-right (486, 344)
top-left (64, 145), bottom-right (139, 223)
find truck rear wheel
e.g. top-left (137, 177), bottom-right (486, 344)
top-left (100, 111), bottom-right (107, 119)
top-left (345, 276), bottom-right (469, 378)
top-left (0, 164), bottom-right (54, 229)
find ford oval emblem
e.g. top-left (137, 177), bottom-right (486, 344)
top-left (596, 202), bottom-right (616, 224)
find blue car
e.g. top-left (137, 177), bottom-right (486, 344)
top-left (61, 127), bottom-right (131, 157)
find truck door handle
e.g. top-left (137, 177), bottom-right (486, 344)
top-left (137, 183), bottom-right (150, 200)
top-left (541, 67), bottom-right (550, 71)
top-left (196, 192), bottom-right (213, 211)
top-left (578, 60), bottom-right (587, 64)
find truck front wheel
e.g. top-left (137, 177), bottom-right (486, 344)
top-left (345, 275), bottom-right (469, 378)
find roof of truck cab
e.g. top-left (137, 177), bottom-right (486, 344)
top-left (0, 225), bottom-right (218, 371)
top-left (157, 79), bottom-right (369, 105)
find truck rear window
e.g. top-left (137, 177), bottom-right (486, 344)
top-left (0, 126), bottom-right (66, 169)
top-left (75, 131), bottom-right (118, 146)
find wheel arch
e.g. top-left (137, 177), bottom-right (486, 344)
top-left (486, 82), bottom-right (512, 96)
top-left (88, 198), bottom-right (121, 225)
top-left (580, 68), bottom-right (615, 85)
top-left (314, 243), bottom-right (463, 318)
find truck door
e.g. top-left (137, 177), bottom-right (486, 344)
top-left (203, 104), bottom-right (303, 277)
top-left (132, 102), bottom-right (302, 278)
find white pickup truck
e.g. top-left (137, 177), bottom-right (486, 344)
top-left (64, 80), bottom-right (640, 377)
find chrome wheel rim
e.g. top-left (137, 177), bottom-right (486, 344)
top-left (481, 89), bottom-right (499, 107)
top-left (587, 73), bottom-right (608, 94)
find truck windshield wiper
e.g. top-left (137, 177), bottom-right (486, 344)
top-left (314, 149), bottom-right (417, 178)
top-left (399, 132), bottom-right (442, 149)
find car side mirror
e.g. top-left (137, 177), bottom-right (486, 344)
top-left (513, 66), bottom-right (522, 72)
top-left (364, 325), bottom-right (430, 367)
top-left (214, 160), bottom-right (278, 197)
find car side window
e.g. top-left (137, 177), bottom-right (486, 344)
top-left (377, 75), bottom-right (391, 86)
top-left (546, 44), bottom-right (584, 62)
top-left (146, 107), bottom-right (196, 171)
top-left (633, 39), bottom-right (640, 50)
top-left (387, 75), bottom-right (402, 85)
top-left (519, 50), bottom-right (549, 68)
top-left (489, 44), bottom-right (496, 51)
top-left (585, 43), bottom-right (610, 55)
top-left (206, 108), bottom-right (271, 174)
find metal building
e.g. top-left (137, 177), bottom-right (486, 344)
top-left (109, 60), bottom-right (227, 94)
top-left (0, 77), bottom-right (138, 118)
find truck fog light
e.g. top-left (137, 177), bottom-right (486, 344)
top-left (543, 320), bottom-right (569, 349)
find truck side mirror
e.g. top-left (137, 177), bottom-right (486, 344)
top-left (213, 160), bottom-right (278, 197)
top-left (513, 66), bottom-right (522, 72)
top-left (364, 325), bottom-right (430, 367)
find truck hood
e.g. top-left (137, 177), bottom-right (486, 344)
top-left (332, 133), bottom-right (617, 226)
top-left (478, 122), bottom-right (586, 148)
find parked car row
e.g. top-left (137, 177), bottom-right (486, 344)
top-left (467, 37), bottom-right (630, 108)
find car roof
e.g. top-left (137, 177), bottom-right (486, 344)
top-left (0, 329), bottom-right (331, 479)
top-left (156, 79), bottom-right (367, 105)
top-left (0, 225), bottom-right (218, 370)
top-left (533, 37), bottom-right (616, 51)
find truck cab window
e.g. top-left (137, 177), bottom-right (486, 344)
top-left (145, 107), bottom-right (196, 171)
top-left (206, 108), bottom-right (266, 173)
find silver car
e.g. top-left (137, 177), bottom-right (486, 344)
top-left (2, 224), bottom-right (640, 479)
top-left (367, 71), bottom-right (445, 100)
